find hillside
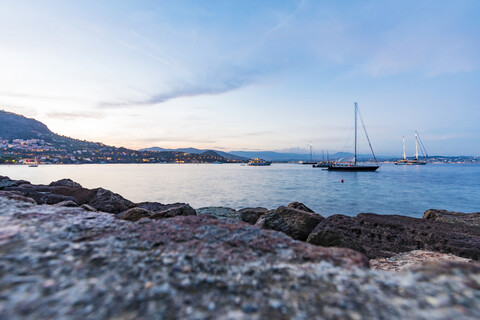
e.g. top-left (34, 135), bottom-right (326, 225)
top-left (0, 110), bottom-right (55, 141)
top-left (0, 110), bottom-right (234, 164)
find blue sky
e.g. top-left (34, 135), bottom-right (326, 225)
top-left (0, 0), bottom-right (479, 155)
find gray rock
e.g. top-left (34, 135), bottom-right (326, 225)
top-left (87, 188), bottom-right (133, 214)
top-left (49, 178), bottom-right (82, 189)
top-left (287, 201), bottom-right (314, 213)
top-left (423, 209), bottom-right (480, 227)
top-left (0, 191), bottom-right (37, 204)
top-left (55, 200), bottom-right (79, 207)
top-left (0, 197), bottom-right (479, 319)
top-left (256, 206), bottom-right (324, 241)
top-left (119, 207), bottom-right (152, 221)
top-left (150, 203), bottom-right (196, 219)
top-left (80, 204), bottom-right (97, 212)
top-left (196, 207), bottom-right (239, 220)
top-left (237, 207), bottom-right (268, 224)
top-left (307, 213), bottom-right (480, 260)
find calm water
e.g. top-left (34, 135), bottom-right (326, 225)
top-left (1, 163), bottom-right (479, 217)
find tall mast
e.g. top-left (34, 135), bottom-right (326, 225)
top-left (354, 102), bottom-right (357, 166)
top-left (415, 132), bottom-right (418, 160)
top-left (309, 142), bottom-right (313, 162)
top-left (403, 136), bottom-right (406, 160)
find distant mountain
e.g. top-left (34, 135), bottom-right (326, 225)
top-left (140, 147), bottom-right (248, 161)
top-left (228, 151), bottom-right (393, 162)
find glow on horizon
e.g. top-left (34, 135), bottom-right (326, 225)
top-left (0, 0), bottom-right (479, 156)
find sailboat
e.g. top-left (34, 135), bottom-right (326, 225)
top-left (301, 142), bottom-right (317, 165)
top-left (312, 150), bottom-right (331, 168)
top-left (395, 131), bottom-right (428, 165)
top-left (328, 102), bottom-right (379, 172)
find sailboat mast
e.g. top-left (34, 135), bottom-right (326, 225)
top-left (403, 136), bottom-right (406, 160)
top-left (354, 102), bottom-right (357, 166)
top-left (415, 132), bottom-right (419, 160)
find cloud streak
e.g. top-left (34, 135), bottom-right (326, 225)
top-left (98, 74), bottom-right (254, 108)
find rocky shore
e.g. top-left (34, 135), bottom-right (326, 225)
top-left (1, 175), bottom-right (479, 319)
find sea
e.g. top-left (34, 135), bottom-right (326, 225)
top-left (1, 163), bottom-right (479, 218)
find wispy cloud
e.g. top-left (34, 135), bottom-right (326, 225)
top-left (46, 112), bottom-right (104, 120)
top-left (262, 0), bottom-right (306, 41)
top-left (98, 74), bottom-right (254, 108)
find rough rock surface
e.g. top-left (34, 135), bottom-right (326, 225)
top-left (423, 209), bottom-right (480, 227)
top-left (54, 200), bottom-right (79, 207)
top-left (287, 201), bottom-right (315, 213)
top-left (237, 207), bottom-right (268, 224)
top-left (1, 177), bottom-right (134, 213)
top-left (0, 177), bottom-right (198, 217)
top-left (307, 213), bottom-right (480, 260)
top-left (118, 207), bottom-right (153, 221)
top-left (195, 206), bottom-right (239, 220)
top-left (371, 250), bottom-right (473, 272)
top-left (256, 205), bottom-right (324, 241)
top-left (1, 198), bottom-right (480, 319)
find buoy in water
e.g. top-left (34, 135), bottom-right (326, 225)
top-left (341, 179), bottom-right (344, 183)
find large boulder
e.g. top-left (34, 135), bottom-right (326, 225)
top-left (2, 197), bottom-right (480, 319)
top-left (423, 209), bottom-right (480, 227)
top-left (86, 188), bottom-right (134, 214)
top-left (307, 213), bottom-right (480, 260)
top-left (256, 206), bottom-right (324, 241)
top-left (238, 207), bottom-right (268, 224)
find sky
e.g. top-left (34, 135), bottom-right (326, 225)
top-left (0, 0), bottom-right (479, 156)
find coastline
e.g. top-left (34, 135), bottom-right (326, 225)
top-left (1, 175), bottom-right (479, 318)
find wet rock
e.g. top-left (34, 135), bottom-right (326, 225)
top-left (256, 206), bottom-right (324, 241)
top-left (237, 207), bottom-right (268, 224)
top-left (150, 203), bottom-right (196, 219)
top-left (196, 207), bottom-right (239, 220)
top-left (423, 209), bottom-right (480, 227)
top-left (55, 200), bottom-right (78, 207)
top-left (119, 207), bottom-right (152, 221)
top-left (370, 250), bottom-right (473, 272)
top-left (307, 213), bottom-right (480, 260)
top-left (287, 201), bottom-right (314, 213)
top-left (1, 197), bottom-right (480, 319)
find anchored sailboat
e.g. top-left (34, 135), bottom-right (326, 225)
top-left (395, 131), bottom-right (428, 165)
top-left (328, 102), bottom-right (379, 172)
top-left (312, 150), bottom-right (331, 168)
top-left (301, 142), bottom-right (317, 165)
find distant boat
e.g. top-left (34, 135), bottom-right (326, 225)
top-left (28, 157), bottom-right (39, 167)
top-left (328, 103), bottom-right (379, 172)
top-left (301, 142), bottom-right (317, 165)
top-left (248, 158), bottom-right (272, 166)
top-left (395, 131), bottom-right (428, 165)
top-left (313, 150), bottom-right (331, 168)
